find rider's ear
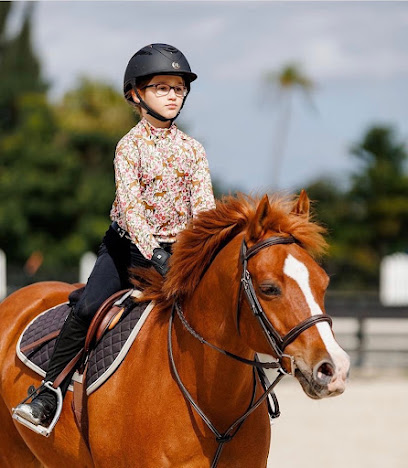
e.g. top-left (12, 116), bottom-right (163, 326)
top-left (249, 195), bottom-right (271, 240)
top-left (291, 189), bottom-right (310, 219)
top-left (130, 89), bottom-right (140, 104)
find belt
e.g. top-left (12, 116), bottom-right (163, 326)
top-left (111, 221), bottom-right (176, 246)
top-left (111, 221), bottom-right (132, 241)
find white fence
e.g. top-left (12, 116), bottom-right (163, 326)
top-left (380, 253), bottom-right (408, 306)
top-left (79, 251), bottom-right (97, 284)
top-left (0, 250), bottom-right (6, 300)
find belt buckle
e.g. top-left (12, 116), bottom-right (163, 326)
top-left (114, 222), bottom-right (125, 238)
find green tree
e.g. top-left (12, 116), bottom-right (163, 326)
top-left (0, 93), bottom-right (82, 268)
top-left (0, 2), bottom-right (47, 133)
top-left (303, 125), bottom-right (408, 290)
top-left (264, 63), bottom-right (315, 189)
top-left (304, 178), bottom-right (365, 289)
top-left (348, 126), bottom-right (408, 263)
top-left (1, 78), bottom-right (138, 270)
top-left (0, 2), bottom-right (12, 42)
top-left (55, 77), bottom-right (137, 249)
top-left (0, 4), bottom-right (138, 277)
top-left (0, 1), bottom-right (59, 278)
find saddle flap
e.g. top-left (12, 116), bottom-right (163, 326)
top-left (84, 289), bottom-right (144, 355)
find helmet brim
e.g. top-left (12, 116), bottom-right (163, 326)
top-left (136, 71), bottom-right (197, 83)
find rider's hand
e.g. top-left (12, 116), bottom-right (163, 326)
top-left (151, 248), bottom-right (171, 277)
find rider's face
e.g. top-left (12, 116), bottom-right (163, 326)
top-left (131, 75), bottom-right (185, 128)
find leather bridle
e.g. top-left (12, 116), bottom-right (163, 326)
top-left (168, 234), bottom-right (333, 467)
top-left (238, 235), bottom-right (332, 375)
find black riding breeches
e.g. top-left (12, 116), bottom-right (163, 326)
top-left (72, 224), bottom-right (171, 324)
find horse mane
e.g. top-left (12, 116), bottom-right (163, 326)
top-left (131, 193), bottom-right (327, 311)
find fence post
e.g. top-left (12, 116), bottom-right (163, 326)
top-left (355, 317), bottom-right (365, 367)
top-left (79, 252), bottom-right (96, 284)
top-left (0, 249), bottom-right (6, 300)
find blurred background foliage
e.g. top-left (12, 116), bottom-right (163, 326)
top-left (306, 125), bottom-right (408, 290)
top-left (1, 2), bottom-right (408, 290)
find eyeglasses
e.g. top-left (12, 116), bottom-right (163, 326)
top-left (141, 83), bottom-right (188, 98)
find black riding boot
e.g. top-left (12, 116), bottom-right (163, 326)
top-left (14, 309), bottom-right (89, 426)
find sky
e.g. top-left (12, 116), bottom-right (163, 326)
top-left (10, 0), bottom-right (408, 194)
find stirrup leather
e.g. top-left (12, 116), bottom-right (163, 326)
top-left (12, 381), bottom-right (63, 437)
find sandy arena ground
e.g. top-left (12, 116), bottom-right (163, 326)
top-left (266, 371), bottom-right (408, 468)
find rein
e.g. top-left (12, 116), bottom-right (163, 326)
top-left (168, 305), bottom-right (283, 468)
top-left (174, 302), bottom-right (280, 370)
top-left (168, 234), bottom-right (333, 468)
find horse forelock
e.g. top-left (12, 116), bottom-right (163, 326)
top-left (131, 193), bottom-right (327, 311)
top-left (258, 195), bottom-right (328, 257)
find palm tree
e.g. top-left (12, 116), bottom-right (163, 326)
top-left (264, 63), bottom-right (316, 190)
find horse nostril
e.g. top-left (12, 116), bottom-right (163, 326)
top-left (313, 360), bottom-right (335, 386)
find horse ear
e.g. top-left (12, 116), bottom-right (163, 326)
top-left (292, 189), bottom-right (310, 218)
top-left (249, 195), bottom-right (271, 239)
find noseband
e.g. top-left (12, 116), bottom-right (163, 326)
top-left (168, 234), bottom-right (333, 468)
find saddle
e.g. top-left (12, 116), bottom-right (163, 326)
top-left (17, 287), bottom-right (154, 441)
top-left (20, 288), bottom-right (133, 369)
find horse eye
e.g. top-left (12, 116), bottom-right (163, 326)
top-left (259, 283), bottom-right (281, 296)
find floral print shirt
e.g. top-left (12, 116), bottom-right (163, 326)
top-left (110, 118), bottom-right (215, 259)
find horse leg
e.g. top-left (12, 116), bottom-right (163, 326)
top-left (0, 394), bottom-right (41, 467)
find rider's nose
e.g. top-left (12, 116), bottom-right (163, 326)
top-left (168, 89), bottom-right (177, 99)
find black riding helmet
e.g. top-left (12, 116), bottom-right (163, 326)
top-left (124, 43), bottom-right (198, 123)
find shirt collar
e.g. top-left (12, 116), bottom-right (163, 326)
top-left (140, 117), bottom-right (177, 141)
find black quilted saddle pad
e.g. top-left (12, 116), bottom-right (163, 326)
top-left (19, 302), bottom-right (71, 370)
top-left (17, 298), bottom-right (153, 395)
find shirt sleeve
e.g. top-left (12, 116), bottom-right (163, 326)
top-left (114, 141), bottom-right (160, 259)
top-left (190, 142), bottom-right (216, 217)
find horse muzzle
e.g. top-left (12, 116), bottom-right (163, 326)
top-left (295, 351), bottom-right (351, 399)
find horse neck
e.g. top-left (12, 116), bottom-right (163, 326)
top-left (174, 235), bottom-right (256, 424)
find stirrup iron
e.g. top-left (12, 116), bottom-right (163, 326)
top-left (12, 381), bottom-right (63, 437)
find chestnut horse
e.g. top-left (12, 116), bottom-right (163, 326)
top-left (0, 191), bottom-right (350, 468)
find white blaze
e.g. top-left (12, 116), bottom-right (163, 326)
top-left (283, 254), bottom-right (347, 362)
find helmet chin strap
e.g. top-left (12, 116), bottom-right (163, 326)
top-left (134, 88), bottom-right (184, 124)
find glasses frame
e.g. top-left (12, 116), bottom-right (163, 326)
top-left (141, 83), bottom-right (188, 98)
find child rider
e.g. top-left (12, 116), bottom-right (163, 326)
top-left (14, 43), bottom-right (216, 429)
